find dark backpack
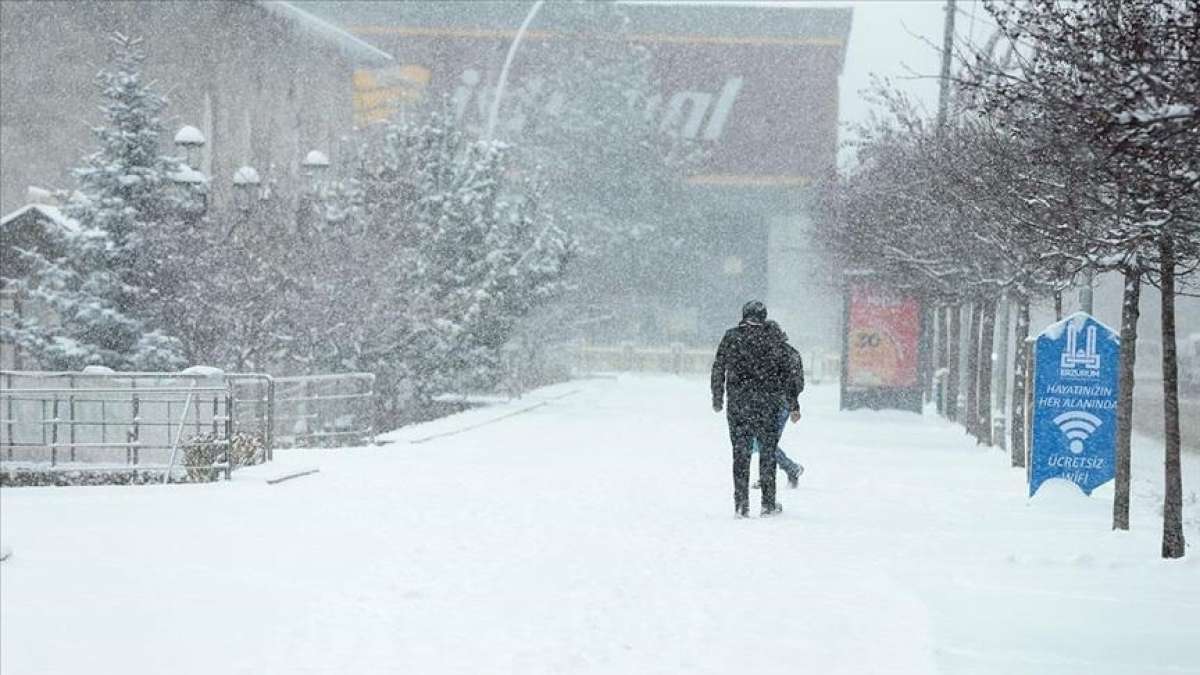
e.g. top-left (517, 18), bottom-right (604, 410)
top-left (784, 343), bottom-right (805, 394)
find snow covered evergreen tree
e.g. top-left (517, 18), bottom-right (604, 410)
top-left (1, 33), bottom-right (188, 370)
top-left (298, 114), bottom-right (571, 420)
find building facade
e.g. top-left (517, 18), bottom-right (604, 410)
top-left (0, 0), bottom-right (391, 217)
top-left (303, 1), bottom-right (852, 349)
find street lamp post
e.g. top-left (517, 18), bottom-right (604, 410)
top-left (484, 0), bottom-right (545, 142)
top-left (172, 125), bottom-right (210, 214)
top-left (168, 164), bottom-right (209, 214)
top-left (171, 128), bottom-right (341, 239)
top-left (301, 149), bottom-right (332, 199)
top-left (301, 150), bottom-right (331, 177)
top-left (231, 166), bottom-right (262, 213)
top-left (174, 125), bottom-right (206, 169)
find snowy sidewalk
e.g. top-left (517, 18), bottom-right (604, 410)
top-left (2, 375), bottom-right (1197, 675)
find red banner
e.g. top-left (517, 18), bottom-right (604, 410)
top-left (845, 284), bottom-right (920, 388)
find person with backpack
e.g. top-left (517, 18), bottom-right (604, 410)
top-left (751, 320), bottom-right (805, 489)
top-left (711, 301), bottom-right (801, 518)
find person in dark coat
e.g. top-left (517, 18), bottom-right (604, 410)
top-left (711, 301), bottom-right (800, 517)
top-left (750, 320), bottom-right (805, 489)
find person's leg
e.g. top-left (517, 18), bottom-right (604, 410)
top-left (776, 447), bottom-right (800, 477)
top-left (753, 408), bottom-right (782, 512)
top-left (728, 413), bottom-right (752, 516)
top-left (772, 406), bottom-right (801, 485)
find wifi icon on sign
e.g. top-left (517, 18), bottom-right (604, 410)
top-left (1053, 411), bottom-right (1103, 454)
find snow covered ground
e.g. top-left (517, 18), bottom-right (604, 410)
top-left (2, 375), bottom-right (1198, 674)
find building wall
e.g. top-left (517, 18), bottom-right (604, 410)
top-left (306, 2), bottom-right (850, 347)
top-left (0, 1), bottom-right (357, 217)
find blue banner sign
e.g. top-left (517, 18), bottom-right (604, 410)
top-left (1030, 312), bottom-right (1120, 496)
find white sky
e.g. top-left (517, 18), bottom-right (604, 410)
top-left (831, 1), bottom-right (991, 142)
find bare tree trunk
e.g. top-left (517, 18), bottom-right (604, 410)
top-left (936, 306), bottom-right (949, 416)
top-left (965, 302), bottom-right (983, 438)
top-left (947, 304), bottom-right (962, 422)
top-left (993, 297), bottom-right (1010, 451)
top-left (1113, 267), bottom-right (1141, 531)
top-left (1011, 295), bottom-right (1031, 467)
top-left (922, 304), bottom-right (935, 404)
top-left (1159, 235), bottom-right (1185, 559)
top-left (1054, 290), bottom-right (1063, 320)
top-left (1080, 268), bottom-right (1095, 314)
top-left (978, 299), bottom-right (996, 446)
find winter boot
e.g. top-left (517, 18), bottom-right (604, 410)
top-left (761, 503), bottom-right (783, 518)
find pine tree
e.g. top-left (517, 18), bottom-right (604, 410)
top-left (295, 114), bottom-right (571, 421)
top-left (1, 33), bottom-right (187, 370)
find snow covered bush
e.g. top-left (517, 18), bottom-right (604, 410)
top-left (182, 432), bottom-right (265, 483)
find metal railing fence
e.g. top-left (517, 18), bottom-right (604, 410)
top-left (0, 370), bottom-right (237, 477)
top-left (272, 373), bottom-right (375, 448)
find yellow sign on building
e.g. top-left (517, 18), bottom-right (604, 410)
top-left (353, 64), bottom-right (431, 126)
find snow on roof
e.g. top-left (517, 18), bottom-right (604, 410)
top-left (255, 1), bottom-right (393, 65)
top-left (174, 125), bottom-right (206, 146)
top-left (26, 186), bottom-right (56, 204)
top-left (0, 203), bottom-right (79, 234)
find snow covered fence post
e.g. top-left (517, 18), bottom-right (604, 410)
top-left (129, 389), bottom-right (140, 466)
top-left (67, 376), bottom-right (77, 462)
top-left (3, 372), bottom-right (12, 461)
top-left (224, 391), bottom-right (234, 480)
top-left (266, 377), bottom-right (275, 461)
top-left (163, 384), bottom-right (197, 484)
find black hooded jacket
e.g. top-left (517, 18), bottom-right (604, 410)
top-left (711, 319), bottom-right (801, 412)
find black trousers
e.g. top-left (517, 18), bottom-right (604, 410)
top-left (727, 403), bottom-right (782, 513)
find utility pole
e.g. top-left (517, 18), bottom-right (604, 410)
top-left (929, 0), bottom-right (957, 410)
top-left (936, 0), bottom-right (958, 130)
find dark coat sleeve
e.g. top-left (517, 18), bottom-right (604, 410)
top-left (783, 343), bottom-right (803, 411)
top-left (792, 349), bottom-right (805, 394)
top-left (711, 332), bottom-right (731, 408)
